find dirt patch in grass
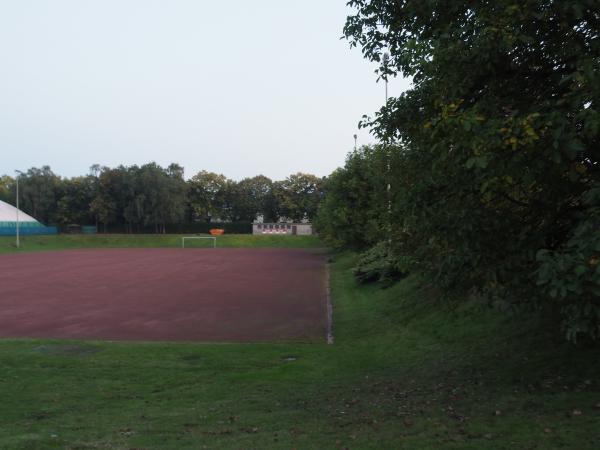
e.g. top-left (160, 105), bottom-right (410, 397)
top-left (33, 344), bottom-right (102, 357)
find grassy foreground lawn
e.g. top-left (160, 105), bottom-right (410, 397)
top-left (0, 234), bottom-right (321, 254)
top-left (0, 250), bottom-right (598, 449)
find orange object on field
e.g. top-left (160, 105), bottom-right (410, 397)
top-left (210, 228), bottom-right (225, 236)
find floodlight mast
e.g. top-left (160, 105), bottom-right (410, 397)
top-left (383, 53), bottom-right (392, 244)
top-left (15, 170), bottom-right (23, 248)
top-left (383, 52), bottom-right (389, 103)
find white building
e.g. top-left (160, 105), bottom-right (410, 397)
top-left (252, 222), bottom-right (313, 235)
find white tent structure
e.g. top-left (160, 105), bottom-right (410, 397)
top-left (0, 200), bottom-right (42, 228)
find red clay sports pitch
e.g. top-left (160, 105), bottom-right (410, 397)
top-left (0, 248), bottom-right (328, 342)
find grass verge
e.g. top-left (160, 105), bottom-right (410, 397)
top-left (0, 234), bottom-right (321, 254)
top-left (0, 253), bottom-right (597, 449)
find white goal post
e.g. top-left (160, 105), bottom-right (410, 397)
top-left (181, 236), bottom-right (217, 248)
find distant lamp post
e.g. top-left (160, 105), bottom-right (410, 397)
top-left (353, 134), bottom-right (358, 151)
top-left (15, 169), bottom-right (23, 248)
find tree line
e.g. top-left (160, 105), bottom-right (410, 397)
top-left (316, 1), bottom-right (600, 342)
top-left (0, 164), bottom-right (324, 232)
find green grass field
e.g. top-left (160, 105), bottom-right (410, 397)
top-left (0, 237), bottom-right (598, 449)
top-left (0, 234), bottom-right (321, 254)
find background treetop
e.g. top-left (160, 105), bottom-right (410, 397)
top-left (0, 164), bottom-right (325, 233)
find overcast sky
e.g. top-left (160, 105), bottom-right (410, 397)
top-left (0, 0), bottom-right (410, 181)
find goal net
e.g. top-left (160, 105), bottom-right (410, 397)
top-left (181, 236), bottom-right (217, 248)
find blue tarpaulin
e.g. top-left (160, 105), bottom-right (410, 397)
top-left (0, 226), bottom-right (58, 236)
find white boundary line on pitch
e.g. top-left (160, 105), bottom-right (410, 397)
top-left (326, 262), bottom-right (334, 345)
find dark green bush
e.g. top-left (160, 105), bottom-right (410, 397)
top-left (353, 241), bottom-right (407, 285)
top-left (536, 189), bottom-right (600, 342)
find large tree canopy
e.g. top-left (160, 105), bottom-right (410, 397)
top-left (337, 1), bottom-right (600, 340)
top-left (187, 170), bottom-right (231, 222)
top-left (316, 145), bottom-right (389, 250)
top-left (274, 173), bottom-right (325, 223)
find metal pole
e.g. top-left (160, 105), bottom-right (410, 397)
top-left (15, 170), bottom-right (21, 248)
top-left (383, 53), bottom-right (392, 244)
top-left (386, 72), bottom-right (390, 199)
top-left (353, 134), bottom-right (357, 151)
top-left (383, 52), bottom-right (389, 104)
top-left (385, 78), bottom-right (388, 104)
